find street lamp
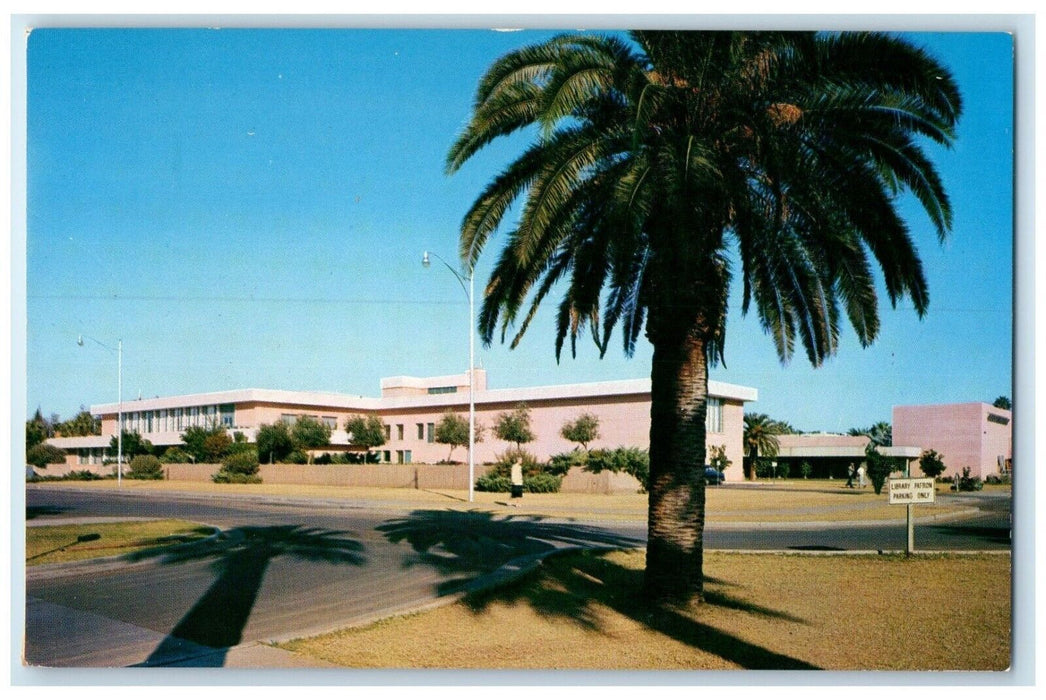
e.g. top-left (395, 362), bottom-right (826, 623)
top-left (422, 250), bottom-right (476, 503)
top-left (78, 334), bottom-right (123, 486)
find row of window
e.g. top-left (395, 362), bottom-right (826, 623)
top-left (281, 414), bottom-right (339, 429)
top-left (120, 404), bottom-right (236, 434)
top-left (117, 399), bottom-right (722, 440)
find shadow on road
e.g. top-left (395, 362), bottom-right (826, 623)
top-left (377, 509), bottom-right (640, 595)
top-left (123, 524), bottom-right (365, 667)
top-left (925, 523), bottom-right (1011, 546)
top-left (26, 505), bottom-right (71, 520)
top-left (378, 509), bottom-right (817, 670)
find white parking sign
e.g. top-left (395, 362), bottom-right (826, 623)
top-left (889, 477), bottom-right (937, 505)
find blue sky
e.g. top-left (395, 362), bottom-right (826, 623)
top-left (22, 27), bottom-right (1014, 432)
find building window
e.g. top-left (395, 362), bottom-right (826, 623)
top-left (323, 416), bottom-right (337, 429)
top-left (417, 423), bottom-right (424, 440)
top-left (706, 398), bottom-right (723, 434)
top-left (385, 424), bottom-right (392, 440)
top-left (281, 413), bottom-right (298, 424)
top-left (221, 405), bottom-right (236, 428)
top-left (427, 386), bottom-right (457, 395)
top-left (427, 422), bottom-right (435, 443)
top-left (382, 450), bottom-right (391, 463)
top-left (396, 424), bottom-right (404, 440)
top-left (403, 450), bottom-right (412, 464)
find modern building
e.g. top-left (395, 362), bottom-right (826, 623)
top-left (892, 402), bottom-right (1012, 480)
top-left (47, 370), bottom-right (758, 480)
top-left (773, 433), bottom-right (921, 479)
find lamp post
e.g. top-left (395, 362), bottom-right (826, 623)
top-left (78, 335), bottom-right (123, 486)
top-left (422, 250), bottom-right (476, 503)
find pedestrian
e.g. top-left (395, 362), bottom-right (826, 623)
top-left (845, 463), bottom-right (855, 488)
top-left (858, 464), bottom-right (867, 488)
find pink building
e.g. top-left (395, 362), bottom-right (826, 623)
top-left (47, 370), bottom-right (757, 480)
top-left (892, 402), bottom-right (1012, 480)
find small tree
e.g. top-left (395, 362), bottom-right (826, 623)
top-left (111, 430), bottom-right (154, 460)
top-left (494, 403), bottom-right (535, 451)
top-left (128, 454), bottom-right (164, 480)
top-left (256, 421), bottom-right (295, 464)
top-left (26, 443), bottom-right (66, 469)
top-left (181, 425), bottom-right (226, 463)
top-left (560, 413), bottom-right (600, 450)
top-left (291, 416), bottom-right (332, 464)
top-left (708, 444), bottom-right (731, 474)
top-left (918, 449), bottom-right (947, 479)
top-left (992, 396), bottom-right (1011, 410)
top-left (345, 415), bottom-right (387, 462)
top-left (864, 445), bottom-right (898, 495)
top-left (799, 461), bottom-right (813, 479)
top-left (434, 411), bottom-right (477, 463)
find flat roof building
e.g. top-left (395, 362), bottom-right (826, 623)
top-left (47, 370), bottom-right (758, 480)
top-left (892, 402), bottom-right (1012, 480)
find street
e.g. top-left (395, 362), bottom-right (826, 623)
top-left (22, 486), bottom-right (1011, 668)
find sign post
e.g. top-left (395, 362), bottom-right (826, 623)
top-left (888, 475), bottom-right (936, 554)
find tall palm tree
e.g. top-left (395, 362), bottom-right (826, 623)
top-left (447, 31), bottom-right (960, 602)
top-left (743, 413), bottom-right (785, 480)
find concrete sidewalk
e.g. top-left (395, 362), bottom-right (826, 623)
top-left (24, 597), bottom-right (333, 668)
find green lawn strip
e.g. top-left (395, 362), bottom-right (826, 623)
top-left (275, 549), bottom-right (1010, 671)
top-left (26, 519), bottom-right (215, 566)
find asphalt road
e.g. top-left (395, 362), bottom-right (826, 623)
top-left (22, 486), bottom-right (1010, 669)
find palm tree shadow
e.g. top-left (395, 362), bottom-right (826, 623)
top-left (379, 510), bottom-right (817, 670)
top-left (122, 524), bottom-right (365, 667)
top-left (376, 509), bottom-right (641, 596)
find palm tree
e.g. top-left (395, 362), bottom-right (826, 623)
top-left (848, 421), bottom-right (893, 448)
top-left (447, 31), bottom-right (960, 602)
top-left (743, 413), bottom-right (785, 480)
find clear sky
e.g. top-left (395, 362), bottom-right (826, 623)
top-left (22, 26), bottom-right (1014, 433)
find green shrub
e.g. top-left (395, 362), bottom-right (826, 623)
top-left (486, 448), bottom-right (544, 478)
top-left (799, 461), bottom-right (813, 479)
top-left (475, 472), bottom-right (563, 493)
top-left (585, 447), bottom-right (649, 490)
top-left (128, 454), bottom-right (164, 480)
top-left (159, 447), bottom-right (193, 464)
top-left (286, 450), bottom-right (309, 465)
top-left (547, 450), bottom-right (589, 476)
top-left (26, 443), bottom-right (67, 469)
top-left (475, 473), bottom-right (512, 493)
top-left (213, 450), bottom-right (262, 484)
top-left (524, 473), bottom-right (562, 493)
top-left (31, 469), bottom-right (108, 482)
top-left (212, 471), bottom-right (263, 484)
top-left (955, 467), bottom-right (984, 492)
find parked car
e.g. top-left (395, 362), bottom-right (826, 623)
top-left (704, 466), bottom-right (725, 485)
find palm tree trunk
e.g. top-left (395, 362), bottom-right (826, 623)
top-left (644, 332), bottom-right (708, 603)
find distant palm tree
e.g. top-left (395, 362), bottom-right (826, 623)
top-left (448, 31), bottom-right (960, 602)
top-left (743, 413), bottom-right (786, 480)
top-left (848, 421), bottom-right (893, 448)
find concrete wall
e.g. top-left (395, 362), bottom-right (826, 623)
top-left (33, 462), bottom-right (645, 495)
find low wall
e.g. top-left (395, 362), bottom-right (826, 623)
top-left (33, 461), bottom-right (641, 495)
top-left (560, 466), bottom-right (644, 495)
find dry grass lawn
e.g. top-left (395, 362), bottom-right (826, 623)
top-left (26, 519), bottom-right (214, 565)
top-left (277, 549), bottom-right (1011, 671)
